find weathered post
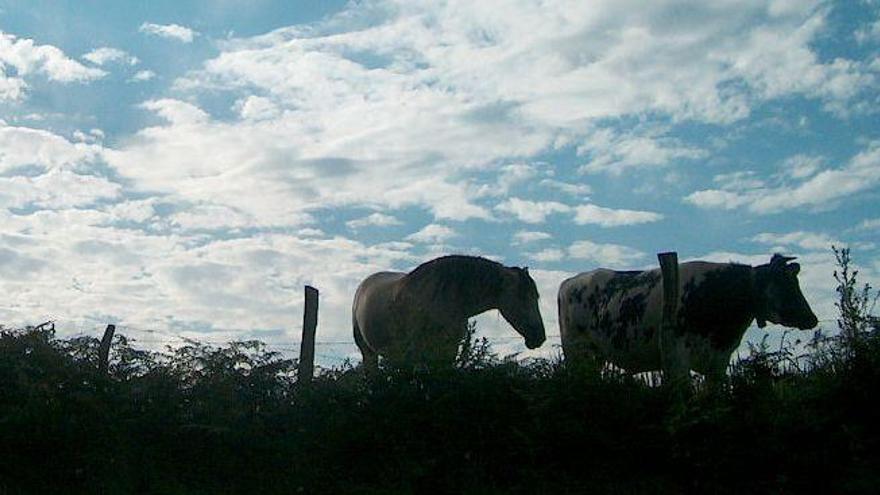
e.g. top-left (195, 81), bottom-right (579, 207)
top-left (98, 324), bottom-right (116, 375)
top-left (657, 252), bottom-right (681, 387)
top-left (297, 285), bottom-right (319, 385)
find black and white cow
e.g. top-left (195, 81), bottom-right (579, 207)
top-left (558, 254), bottom-right (818, 379)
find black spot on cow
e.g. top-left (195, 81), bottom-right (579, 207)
top-left (678, 264), bottom-right (755, 349)
top-left (585, 272), bottom-right (658, 339)
top-left (618, 293), bottom-right (647, 327)
top-left (611, 327), bottom-right (629, 351)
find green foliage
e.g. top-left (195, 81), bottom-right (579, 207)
top-left (0, 249), bottom-right (878, 494)
top-left (833, 246), bottom-right (879, 341)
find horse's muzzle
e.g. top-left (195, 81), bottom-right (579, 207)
top-left (525, 336), bottom-right (546, 349)
top-left (798, 314), bottom-right (819, 330)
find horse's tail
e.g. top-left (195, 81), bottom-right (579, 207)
top-left (352, 282), bottom-right (378, 370)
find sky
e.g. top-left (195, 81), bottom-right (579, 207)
top-left (1, 0), bottom-right (879, 365)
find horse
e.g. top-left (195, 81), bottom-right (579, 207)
top-left (352, 255), bottom-right (546, 368)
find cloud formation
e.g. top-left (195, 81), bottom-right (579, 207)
top-left (346, 212), bottom-right (402, 230)
top-left (139, 22), bottom-right (197, 43)
top-left (568, 240), bottom-right (646, 268)
top-left (83, 47), bottom-right (138, 66)
top-left (405, 224), bottom-right (457, 244)
top-left (573, 204), bottom-right (663, 227)
top-left (687, 142), bottom-right (880, 214)
top-left (1, 31), bottom-right (105, 100)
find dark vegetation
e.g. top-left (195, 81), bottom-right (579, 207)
top-left (1, 248), bottom-right (878, 494)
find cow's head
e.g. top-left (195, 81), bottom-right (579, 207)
top-left (754, 254), bottom-right (818, 330)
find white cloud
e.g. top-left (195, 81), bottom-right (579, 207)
top-left (713, 171), bottom-right (766, 191)
top-left (495, 198), bottom-right (570, 223)
top-left (684, 189), bottom-right (751, 210)
top-left (0, 30), bottom-right (106, 100)
top-left (752, 231), bottom-right (874, 252)
top-left (140, 98), bottom-right (209, 125)
top-left (857, 218), bottom-right (880, 231)
top-left (103, 199), bottom-right (157, 224)
top-left (0, 212), bottom-right (418, 349)
top-left (572, 203), bottom-right (663, 227)
top-left (226, 1), bottom-right (858, 129)
top-left (513, 230), bottom-right (552, 244)
top-left (539, 179), bottom-right (591, 197)
top-left (0, 124), bottom-right (118, 212)
top-left (405, 224), bottom-right (457, 244)
top-left (83, 47), bottom-right (137, 66)
top-left (779, 154), bottom-right (824, 180)
top-left (0, 123), bottom-right (100, 173)
top-left (131, 0), bottom-right (875, 230)
top-left (235, 95), bottom-right (280, 121)
top-left (0, 169), bottom-right (120, 209)
top-left (496, 163), bottom-right (539, 192)
top-left (0, 70), bottom-right (27, 100)
top-left (130, 69), bottom-right (156, 82)
top-left (568, 240), bottom-right (645, 268)
top-left (752, 231), bottom-right (840, 252)
top-left (471, 163), bottom-right (543, 200)
top-left (686, 142), bottom-right (880, 214)
top-left (578, 127), bottom-right (706, 175)
top-left (346, 212), bottom-right (402, 230)
top-left (528, 248), bottom-right (565, 263)
top-left (139, 22), bottom-right (197, 43)
top-left (169, 204), bottom-right (258, 230)
top-left (855, 19), bottom-right (880, 44)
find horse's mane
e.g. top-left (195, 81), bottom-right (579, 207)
top-left (399, 255), bottom-right (507, 301)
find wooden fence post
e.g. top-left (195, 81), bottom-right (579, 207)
top-left (657, 252), bottom-right (681, 386)
top-left (98, 324), bottom-right (116, 375)
top-left (298, 286), bottom-right (319, 385)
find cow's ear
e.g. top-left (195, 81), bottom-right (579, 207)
top-left (785, 262), bottom-right (800, 276)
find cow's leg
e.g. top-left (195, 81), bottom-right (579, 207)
top-left (563, 336), bottom-right (606, 374)
top-left (702, 355), bottom-right (730, 388)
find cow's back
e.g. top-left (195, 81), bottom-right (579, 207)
top-left (559, 262), bottom-right (747, 373)
top-left (559, 268), bottom-right (665, 371)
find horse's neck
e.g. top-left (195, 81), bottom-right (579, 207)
top-left (400, 264), bottom-right (505, 318)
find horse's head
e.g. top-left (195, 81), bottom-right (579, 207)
top-left (499, 267), bottom-right (546, 349)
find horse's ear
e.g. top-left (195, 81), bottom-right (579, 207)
top-left (523, 266), bottom-right (529, 275)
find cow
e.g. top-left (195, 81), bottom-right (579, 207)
top-left (558, 254), bottom-right (818, 381)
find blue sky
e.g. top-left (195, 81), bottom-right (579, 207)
top-left (1, 0), bottom-right (878, 364)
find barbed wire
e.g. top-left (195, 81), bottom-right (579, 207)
top-left (21, 318), bottom-right (564, 347)
top-left (8, 315), bottom-right (839, 358)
